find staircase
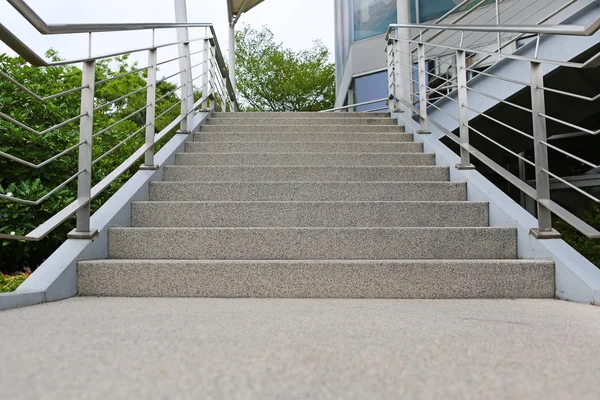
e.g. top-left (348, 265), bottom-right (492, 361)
top-left (78, 112), bottom-right (554, 299)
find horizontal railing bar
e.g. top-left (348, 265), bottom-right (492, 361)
top-left (538, 85), bottom-right (600, 102)
top-left (465, 67), bottom-right (530, 86)
top-left (539, 198), bottom-right (600, 238)
top-left (92, 124), bottom-right (149, 165)
top-left (540, 113), bottom-right (600, 135)
top-left (425, 99), bottom-right (460, 122)
top-left (541, 140), bottom-right (599, 169)
top-left (156, 69), bottom-right (185, 84)
top-left (191, 71), bottom-right (207, 84)
top-left (93, 105), bottom-right (149, 138)
top-left (364, 106), bottom-right (390, 112)
top-left (0, 140), bottom-right (85, 169)
top-left (393, 35), bottom-right (585, 69)
top-left (94, 85), bottom-right (150, 111)
top-left (0, 168), bottom-right (84, 205)
top-left (95, 66), bottom-right (150, 86)
top-left (0, 70), bottom-right (87, 101)
top-left (388, 16), bottom-right (600, 37)
top-left (321, 98), bottom-right (388, 112)
top-left (470, 0), bottom-right (579, 70)
top-left (0, 111), bottom-right (86, 136)
top-left (190, 60), bottom-right (206, 69)
top-left (156, 54), bottom-right (186, 67)
top-left (155, 99), bottom-right (183, 120)
top-left (542, 168), bottom-right (600, 203)
top-left (467, 123), bottom-right (536, 167)
top-left (463, 104), bottom-right (534, 139)
top-left (155, 84), bottom-right (184, 103)
top-left (465, 85), bottom-right (532, 113)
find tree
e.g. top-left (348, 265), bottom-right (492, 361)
top-left (0, 51), bottom-right (181, 274)
top-left (235, 26), bottom-right (335, 112)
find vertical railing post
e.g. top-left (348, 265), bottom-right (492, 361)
top-left (68, 60), bottom-right (97, 239)
top-left (530, 61), bottom-right (561, 239)
top-left (141, 49), bottom-right (158, 171)
top-left (386, 39), bottom-right (396, 113)
top-left (208, 44), bottom-right (216, 111)
top-left (393, 36), bottom-right (403, 112)
top-left (417, 43), bottom-right (430, 134)
top-left (178, 41), bottom-right (192, 134)
top-left (455, 50), bottom-right (474, 170)
top-left (202, 38), bottom-right (209, 110)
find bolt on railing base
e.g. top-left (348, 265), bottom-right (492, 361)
top-left (417, 130), bottom-right (431, 135)
top-left (530, 228), bottom-right (562, 240)
top-left (455, 164), bottom-right (476, 170)
top-left (140, 165), bottom-right (160, 171)
top-left (67, 229), bottom-right (98, 240)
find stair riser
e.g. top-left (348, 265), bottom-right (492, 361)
top-left (108, 227), bottom-right (517, 260)
top-left (149, 182), bottom-right (468, 202)
top-left (207, 118), bottom-right (396, 126)
top-left (175, 153), bottom-right (436, 166)
top-left (211, 112), bottom-right (390, 118)
top-left (77, 260), bottom-right (555, 299)
top-left (186, 142), bottom-right (424, 153)
top-left (131, 202), bottom-right (489, 228)
top-left (192, 133), bottom-right (413, 142)
top-left (199, 125), bottom-right (405, 133)
top-left (162, 166), bottom-right (450, 182)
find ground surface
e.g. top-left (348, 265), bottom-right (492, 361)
top-left (1, 298), bottom-right (600, 399)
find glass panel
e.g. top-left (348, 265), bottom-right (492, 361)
top-left (418, 0), bottom-right (495, 23)
top-left (354, 71), bottom-right (388, 111)
top-left (353, 0), bottom-right (398, 42)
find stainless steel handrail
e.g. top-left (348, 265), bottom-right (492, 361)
top-left (0, 1), bottom-right (238, 241)
top-left (385, 9), bottom-right (600, 239)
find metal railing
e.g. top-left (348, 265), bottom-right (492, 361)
top-left (386, 2), bottom-right (600, 239)
top-left (0, 0), bottom-right (237, 241)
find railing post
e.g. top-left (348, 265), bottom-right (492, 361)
top-left (178, 41), bottom-right (191, 134)
top-left (208, 44), bottom-right (216, 111)
top-left (530, 61), bottom-right (561, 239)
top-left (386, 39), bottom-right (396, 113)
top-left (417, 43), bottom-right (430, 134)
top-left (141, 49), bottom-right (158, 171)
top-left (455, 50), bottom-right (474, 170)
top-left (68, 60), bottom-right (97, 239)
top-left (202, 38), bottom-right (209, 110)
top-left (393, 36), bottom-right (403, 112)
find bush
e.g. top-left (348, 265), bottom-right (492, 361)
top-left (0, 272), bottom-right (30, 292)
top-left (0, 51), bottom-right (181, 275)
top-left (555, 201), bottom-right (600, 267)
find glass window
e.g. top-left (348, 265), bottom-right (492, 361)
top-left (418, 0), bottom-right (495, 23)
top-left (354, 71), bottom-right (388, 111)
top-left (353, 0), bottom-right (398, 42)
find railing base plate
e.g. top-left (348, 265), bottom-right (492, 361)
top-left (140, 164), bottom-right (160, 171)
top-left (417, 130), bottom-right (431, 135)
top-left (530, 228), bottom-right (562, 239)
top-left (67, 229), bottom-right (98, 240)
top-left (455, 164), bottom-right (476, 170)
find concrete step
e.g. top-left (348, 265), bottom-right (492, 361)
top-left (175, 152), bottom-right (436, 166)
top-left (199, 125), bottom-right (405, 133)
top-left (162, 165), bottom-right (450, 182)
top-left (108, 227), bottom-right (517, 260)
top-left (77, 259), bottom-right (555, 299)
top-left (192, 132), bottom-right (413, 142)
top-left (131, 201), bottom-right (489, 228)
top-left (206, 117), bottom-right (396, 125)
top-left (149, 181), bottom-right (468, 202)
top-left (211, 112), bottom-right (390, 118)
top-left (185, 141), bottom-right (424, 153)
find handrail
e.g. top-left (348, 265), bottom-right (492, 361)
top-left (1, 0), bottom-right (236, 104)
top-left (385, 5), bottom-right (600, 239)
top-left (0, 1), bottom-right (238, 241)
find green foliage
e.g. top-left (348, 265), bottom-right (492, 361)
top-left (235, 26), bottom-right (335, 111)
top-left (0, 50), bottom-right (181, 275)
top-left (0, 271), bottom-right (30, 292)
top-left (555, 200), bottom-right (600, 267)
